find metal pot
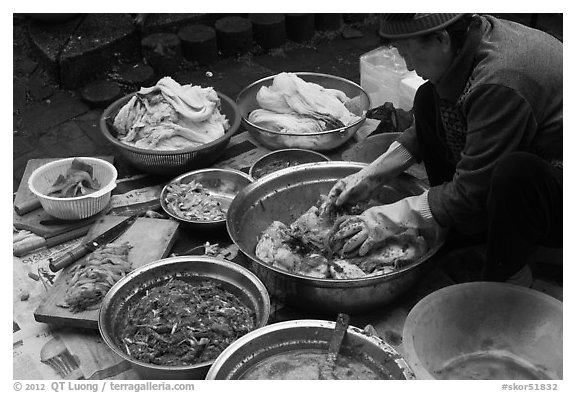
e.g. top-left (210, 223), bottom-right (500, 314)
top-left (226, 161), bottom-right (445, 315)
top-left (236, 72), bottom-right (371, 151)
top-left (206, 319), bottom-right (416, 380)
top-left (98, 256), bottom-right (270, 380)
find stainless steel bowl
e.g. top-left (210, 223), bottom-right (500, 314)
top-left (100, 92), bottom-right (241, 176)
top-left (249, 148), bottom-right (330, 180)
top-left (236, 72), bottom-right (371, 151)
top-left (99, 256), bottom-right (270, 380)
top-left (226, 161), bottom-right (445, 315)
top-left (206, 319), bottom-right (416, 380)
top-left (160, 168), bottom-right (253, 230)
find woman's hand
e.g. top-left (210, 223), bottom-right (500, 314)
top-left (328, 171), bottom-right (379, 207)
top-left (328, 193), bottom-right (437, 256)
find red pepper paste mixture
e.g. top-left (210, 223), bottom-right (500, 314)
top-left (119, 278), bottom-right (255, 366)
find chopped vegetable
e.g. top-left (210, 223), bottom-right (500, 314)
top-left (45, 158), bottom-right (101, 198)
top-left (119, 278), bottom-right (255, 366)
top-left (164, 180), bottom-right (226, 221)
top-left (255, 197), bottom-right (429, 279)
top-left (113, 77), bottom-right (229, 151)
top-left (57, 242), bottom-right (132, 312)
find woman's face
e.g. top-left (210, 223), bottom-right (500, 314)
top-left (392, 34), bottom-right (454, 84)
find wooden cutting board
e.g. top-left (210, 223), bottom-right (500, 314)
top-left (13, 156), bottom-right (114, 238)
top-left (34, 215), bottom-right (180, 329)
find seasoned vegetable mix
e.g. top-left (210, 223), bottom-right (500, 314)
top-left (164, 180), bottom-right (226, 221)
top-left (119, 278), bottom-right (255, 366)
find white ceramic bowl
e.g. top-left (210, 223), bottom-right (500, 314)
top-left (28, 157), bottom-right (117, 220)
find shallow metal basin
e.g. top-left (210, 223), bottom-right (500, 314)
top-left (206, 319), bottom-right (416, 380)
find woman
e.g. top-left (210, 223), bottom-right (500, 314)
top-left (328, 14), bottom-right (562, 285)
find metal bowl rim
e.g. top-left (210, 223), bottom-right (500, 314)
top-left (207, 319), bottom-right (414, 379)
top-left (236, 72), bottom-right (370, 137)
top-left (248, 148), bottom-right (331, 180)
top-left (227, 161), bottom-right (445, 285)
top-left (160, 168), bottom-right (253, 225)
top-left (98, 255), bottom-right (271, 372)
top-left (100, 91), bottom-right (241, 156)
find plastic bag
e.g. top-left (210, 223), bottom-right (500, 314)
top-left (360, 46), bottom-right (424, 110)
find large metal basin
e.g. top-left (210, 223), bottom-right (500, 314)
top-left (99, 256), bottom-right (270, 380)
top-left (236, 72), bottom-right (370, 151)
top-left (226, 161), bottom-right (445, 315)
top-left (206, 320), bottom-right (416, 380)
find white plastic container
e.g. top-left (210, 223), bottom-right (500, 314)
top-left (28, 157), bottom-right (118, 220)
top-left (360, 46), bottom-right (425, 111)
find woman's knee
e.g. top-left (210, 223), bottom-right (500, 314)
top-left (491, 152), bottom-right (545, 194)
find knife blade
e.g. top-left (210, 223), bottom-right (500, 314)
top-left (319, 313), bottom-right (350, 380)
top-left (48, 214), bottom-right (138, 272)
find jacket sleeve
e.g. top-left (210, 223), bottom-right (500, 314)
top-left (427, 84), bottom-right (538, 233)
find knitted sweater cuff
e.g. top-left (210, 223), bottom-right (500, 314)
top-left (389, 141), bottom-right (416, 166)
top-left (418, 190), bottom-right (437, 224)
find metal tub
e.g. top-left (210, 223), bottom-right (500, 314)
top-left (99, 256), bottom-right (270, 380)
top-left (236, 72), bottom-right (370, 151)
top-left (206, 319), bottom-right (416, 380)
top-left (226, 161), bottom-right (445, 315)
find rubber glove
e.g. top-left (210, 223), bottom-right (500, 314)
top-left (329, 191), bottom-right (437, 256)
top-left (328, 141), bottom-right (416, 207)
top-left (328, 171), bottom-right (380, 208)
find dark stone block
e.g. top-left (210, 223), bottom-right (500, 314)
top-left (343, 14), bottom-right (370, 24)
top-left (315, 13), bottom-right (343, 31)
top-left (117, 63), bottom-right (156, 88)
top-left (59, 14), bottom-right (140, 89)
top-left (26, 14), bottom-right (81, 23)
top-left (249, 14), bottom-right (286, 50)
top-left (215, 16), bottom-right (253, 56)
top-left (27, 15), bottom-right (84, 78)
top-left (80, 80), bottom-right (123, 108)
top-left (13, 78), bottom-right (28, 114)
top-left (141, 33), bottom-right (182, 77)
top-left (285, 13), bottom-right (315, 43)
top-left (178, 24), bottom-right (218, 64)
top-left (140, 13), bottom-right (212, 34)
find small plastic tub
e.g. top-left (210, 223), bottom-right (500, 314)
top-left (28, 157), bottom-right (118, 220)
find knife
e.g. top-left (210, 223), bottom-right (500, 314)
top-left (319, 313), bottom-right (350, 379)
top-left (48, 214), bottom-right (138, 272)
top-left (13, 224), bottom-right (92, 257)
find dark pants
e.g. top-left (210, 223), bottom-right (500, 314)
top-left (413, 83), bottom-right (563, 281)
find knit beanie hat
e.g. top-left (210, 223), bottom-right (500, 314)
top-left (379, 13), bottom-right (465, 39)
